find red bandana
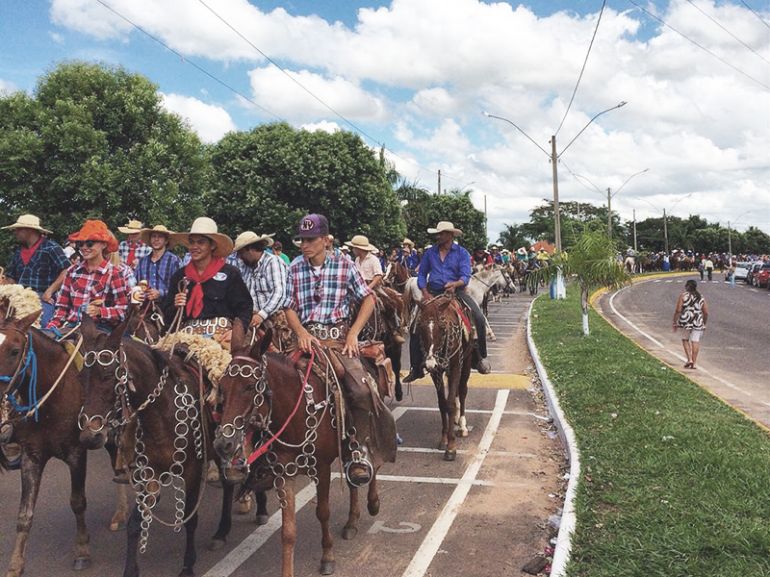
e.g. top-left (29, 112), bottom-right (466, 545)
top-left (184, 258), bottom-right (225, 318)
top-left (20, 237), bottom-right (43, 265)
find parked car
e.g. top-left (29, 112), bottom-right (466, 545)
top-left (753, 263), bottom-right (770, 288)
top-left (734, 262), bottom-right (752, 281)
top-left (746, 262), bottom-right (763, 284)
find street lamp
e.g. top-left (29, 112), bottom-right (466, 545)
top-left (484, 101), bottom-right (627, 252)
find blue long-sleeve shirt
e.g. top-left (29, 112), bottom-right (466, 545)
top-left (417, 243), bottom-right (472, 292)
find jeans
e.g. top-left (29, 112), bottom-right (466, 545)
top-left (37, 294), bottom-right (55, 328)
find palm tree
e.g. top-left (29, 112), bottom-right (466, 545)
top-left (528, 230), bottom-right (630, 335)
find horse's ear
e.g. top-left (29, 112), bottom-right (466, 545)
top-left (231, 318), bottom-right (246, 355)
top-left (249, 327), bottom-right (271, 359)
top-left (107, 307), bottom-right (134, 346)
top-left (16, 310), bottom-right (41, 332)
top-left (0, 299), bottom-right (10, 323)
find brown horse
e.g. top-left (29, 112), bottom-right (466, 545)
top-left (415, 294), bottom-right (472, 461)
top-left (214, 336), bottom-right (384, 577)
top-left (0, 306), bottom-right (96, 577)
top-left (383, 260), bottom-right (409, 293)
top-left (78, 314), bottom-right (240, 577)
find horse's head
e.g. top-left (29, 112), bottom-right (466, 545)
top-left (0, 298), bottom-right (39, 393)
top-left (214, 330), bottom-right (272, 462)
top-left (78, 312), bottom-right (131, 450)
top-left (417, 296), bottom-right (454, 373)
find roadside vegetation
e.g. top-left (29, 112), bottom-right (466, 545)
top-left (532, 287), bottom-right (770, 577)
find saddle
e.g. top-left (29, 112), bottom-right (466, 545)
top-left (449, 299), bottom-right (473, 341)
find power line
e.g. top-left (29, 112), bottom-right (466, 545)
top-left (554, 0), bottom-right (607, 137)
top-left (740, 0), bottom-right (770, 31)
top-left (93, 0), bottom-right (283, 120)
top-left (684, 0), bottom-right (770, 65)
top-left (627, 0), bottom-right (770, 90)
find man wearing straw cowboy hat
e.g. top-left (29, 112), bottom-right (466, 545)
top-left (404, 221), bottom-right (491, 383)
top-left (164, 217), bottom-right (252, 348)
top-left (2, 214), bottom-right (71, 327)
top-left (134, 225), bottom-right (181, 302)
top-left (398, 238), bottom-right (419, 276)
top-left (231, 230), bottom-right (289, 329)
top-left (117, 219), bottom-right (151, 270)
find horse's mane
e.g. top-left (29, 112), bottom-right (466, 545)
top-left (0, 285), bottom-right (42, 322)
top-left (156, 332), bottom-right (232, 384)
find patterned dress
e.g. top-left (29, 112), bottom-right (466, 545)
top-left (677, 292), bottom-right (705, 329)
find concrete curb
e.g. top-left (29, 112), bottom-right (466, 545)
top-left (526, 297), bottom-right (580, 577)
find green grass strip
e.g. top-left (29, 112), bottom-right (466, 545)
top-left (531, 288), bottom-right (770, 577)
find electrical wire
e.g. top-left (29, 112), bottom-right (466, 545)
top-left (684, 0), bottom-right (770, 65)
top-left (554, 0), bottom-right (607, 137)
top-left (627, 0), bottom-right (770, 90)
top-left (740, 0), bottom-right (770, 31)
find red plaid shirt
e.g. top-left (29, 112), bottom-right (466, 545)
top-left (48, 260), bottom-right (130, 328)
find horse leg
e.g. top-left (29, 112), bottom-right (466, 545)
top-left (280, 479), bottom-right (297, 577)
top-left (209, 475), bottom-right (234, 550)
top-left (444, 369), bottom-right (461, 461)
top-left (5, 455), bottom-right (46, 577)
top-left (67, 448), bottom-right (92, 571)
top-left (111, 483), bottom-right (129, 532)
top-left (367, 472), bottom-right (380, 516)
top-left (457, 356), bottom-right (472, 440)
top-left (454, 397), bottom-right (469, 438)
top-left (254, 490), bottom-right (269, 526)
top-left (433, 377), bottom-right (449, 451)
top-left (122, 504), bottom-right (141, 577)
top-left (180, 482), bottom-right (201, 577)
top-left (342, 484), bottom-right (360, 540)
top-left (485, 316), bottom-right (496, 342)
top-left (315, 464), bottom-right (335, 575)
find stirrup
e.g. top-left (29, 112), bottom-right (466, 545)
top-left (344, 459), bottom-right (374, 488)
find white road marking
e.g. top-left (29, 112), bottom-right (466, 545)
top-left (608, 288), bottom-right (752, 397)
top-left (368, 521), bottom-right (422, 534)
top-left (401, 389), bottom-right (509, 577)
top-left (398, 446), bottom-right (536, 459)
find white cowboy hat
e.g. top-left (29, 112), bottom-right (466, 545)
top-left (2, 214), bottom-right (52, 235)
top-left (139, 225), bottom-right (177, 247)
top-left (402, 237), bottom-right (415, 246)
top-left (516, 247), bottom-right (527, 256)
top-left (117, 219), bottom-right (144, 234)
top-left (170, 217), bottom-right (234, 257)
top-left (345, 234), bottom-right (378, 252)
top-left (427, 221), bottom-right (462, 236)
top-left (233, 231), bottom-right (275, 252)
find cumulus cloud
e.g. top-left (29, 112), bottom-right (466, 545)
top-left (160, 93), bottom-right (237, 143)
top-left (0, 79), bottom-right (19, 95)
top-left (301, 121), bottom-right (341, 133)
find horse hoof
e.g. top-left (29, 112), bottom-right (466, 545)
top-left (342, 525), bottom-right (358, 540)
top-left (319, 560), bottom-right (336, 575)
top-left (368, 499), bottom-right (380, 516)
top-left (455, 428), bottom-right (469, 438)
top-left (443, 449), bottom-right (457, 462)
top-left (73, 557), bottom-right (91, 571)
top-left (209, 538), bottom-right (226, 551)
top-left (438, 441), bottom-right (448, 451)
top-left (255, 514), bottom-right (269, 526)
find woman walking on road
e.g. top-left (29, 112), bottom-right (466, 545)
top-left (673, 279), bottom-right (709, 369)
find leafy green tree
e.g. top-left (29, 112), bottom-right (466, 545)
top-left (522, 200), bottom-right (625, 250)
top-left (0, 61), bottom-right (207, 260)
top-left (528, 230), bottom-right (630, 335)
top-left (205, 123), bottom-right (405, 250)
top-left (401, 189), bottom-right (486, 251)
top-left (497, 223), bottom-right (531, 252)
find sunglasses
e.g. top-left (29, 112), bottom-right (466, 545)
top-left (74, 240), bottom-right (99, 249)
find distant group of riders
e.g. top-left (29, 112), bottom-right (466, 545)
top-left (0, 211), bottom-right (538, 577)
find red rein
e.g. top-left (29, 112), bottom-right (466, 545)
top-left (246, 349), bottom-right (315, 466)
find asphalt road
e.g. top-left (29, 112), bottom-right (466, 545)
top-left (0, 294), bottom-right (562, 577)
top-left (597, 273), bottom-right (770, 427)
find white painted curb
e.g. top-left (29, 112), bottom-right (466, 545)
top-left (526, 297), bottom-right (581, 577)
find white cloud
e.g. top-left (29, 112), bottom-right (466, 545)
top-left (301, 121), bottom-right (341, 133)
top-left (160, 93), bottom-right (236, 143)
top-left (0, 79), bottom-right (19, 95)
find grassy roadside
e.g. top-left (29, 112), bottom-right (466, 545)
top-left (531, 288), bottom-right (770, 577)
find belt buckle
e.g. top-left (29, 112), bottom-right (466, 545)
top-left (329, 326), bottom-right (340, 340)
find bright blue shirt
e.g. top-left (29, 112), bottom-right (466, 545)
top-left (417, 243), bottom-right (472, 292)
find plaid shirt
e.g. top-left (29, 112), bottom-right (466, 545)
top-left (118, 240), bottom-right (151, 268)
top-left (135, 250), bottom-right (181, 298)
top-left (232, 252), bottom-right (290, 320)
top-left (6, 238), bottom-right (70, 293)
top-left (48, 260), bottom-right (130, 328)
top-left (288, 254), bottom-right (371, 325)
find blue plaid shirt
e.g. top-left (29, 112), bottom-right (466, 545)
top-left (288, 254), bottom-right (371, 325)
top-left (6, 238), bottom-right (70, 293)
top-left (135, 250), bottom-right (181, 298)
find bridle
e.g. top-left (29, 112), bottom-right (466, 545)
top-left (218, 355), bottom-right (270, 442)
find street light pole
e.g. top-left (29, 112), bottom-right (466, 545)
top-left (551, 136), bottom-right (562, 252)
top-left (607, 187), bottom-right (612, 238)
top-left (633, 209), bottom-right (637, 251)
top-left (728, 220), bottom-right (732, 257)
top-left (663, 208), bottom-right (669, 254)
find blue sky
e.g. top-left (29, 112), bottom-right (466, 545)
top-left (2, 1), bottom-right (769, 240)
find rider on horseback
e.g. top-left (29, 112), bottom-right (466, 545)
top-left (134, 224), bottom-right (181, 302)
top-left (404, 221), bottom-right (491, 383)
top-left (399, 238), bottom-right (419, 276)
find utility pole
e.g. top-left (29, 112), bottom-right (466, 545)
top-left (663, 208), bottom-right (669, 254)
top-left (607, 187), bottom-right (612, 239)
top-left (633, 209), bottom-right (637, 252)
top-left (437, 169), bottom-right (441, 196)
top-left (727, 220), bottom-right (732, 257)
top-left (550, 136), bottom-right (562, 252)
top-left (484, 193), bottom-right (488, 244)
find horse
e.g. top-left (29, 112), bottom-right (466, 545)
top-left (77, 314), bottom-right (243, 577)
top-left (623, 255), bottom-right (636, 274)
top-left (383, 260), bottom-right (410, 293)
top-left (127, 299), bottom-right (164, 344)
top-left (214, 335), bottom-right (386, 577)
top-left (414, 294), bottom-right (472, 461)
top-left (0, 298), bottom-right (123, 577)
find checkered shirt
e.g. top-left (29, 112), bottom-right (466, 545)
top-left (48, 260), bottom-right (130, 328)
top-left (288, 254), bottom-right (371, 325)
top-left (118, 240), bottom-right (151, 268)
top-left (135, 250), bottom-right (181, 298)
top-left (5, 238), bottom-right (70, 293)
top-left (232, 252), bottom-right (290, 321)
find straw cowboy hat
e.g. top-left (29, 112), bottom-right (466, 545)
top-left (427, 221), bottom-right (462, 236)
top-left (170, 217), bottom-right (234, 257)
top-left (2, 214), bottom-right (52, 235)
top-left (233, 231), bottom-right (275, 252)
top-left (118, 219), bottom-right (144, 235)
top-left (345, 235), bottom-right (378, 253)
top-left (139, 225), bottom-right (177, 247)
top-left (69, 220), bottom-right (119, 253)
top-left (402, 238), bottom-right (415, 247)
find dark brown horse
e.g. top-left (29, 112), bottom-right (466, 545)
top-left (383, 260), bottom-right (409, 293)
top-left (78, 314), bottom-right (239, 577)
top-left (0, 305), bottom-right (95, 577)
top-left (214, 336), bottom-right (383, 577)
top-left (415, 294), bottom-right (472, 460)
